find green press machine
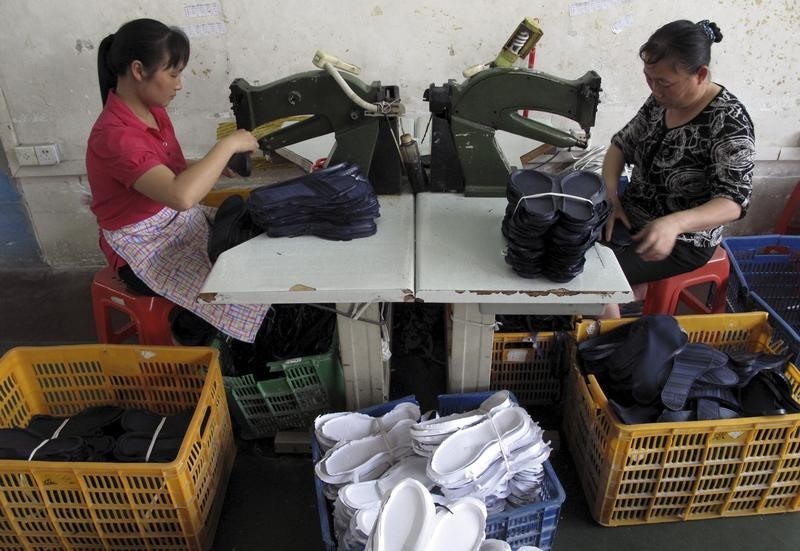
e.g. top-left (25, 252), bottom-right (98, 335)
top-left (228, 18), bottom-right (602, 197)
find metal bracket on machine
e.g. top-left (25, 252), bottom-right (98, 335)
top-left (229, 69), bottom-right (405, 194)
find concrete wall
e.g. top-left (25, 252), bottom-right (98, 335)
top-left (0, 0), bottom-right (798, 267)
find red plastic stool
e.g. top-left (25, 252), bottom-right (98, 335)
top-left (91, 266), bottom-right (176, 345)
top-left (642, 247), bottom-right (730, 315)
top-left (775, 180), bottom-right (800, 234)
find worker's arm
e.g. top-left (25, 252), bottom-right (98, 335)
top-left (602, 143), bottom-right (631, 241)
top-left (633, 197), bottom-right (742, 261)
top-left (133, 129), bottom-right (258, 211)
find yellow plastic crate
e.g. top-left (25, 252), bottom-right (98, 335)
top-left (491, 332), bottom-right (564, 405)
top-left (0, 345), bottom-right (235, 550)
top-left (563, 312), bottom-right (800, 526)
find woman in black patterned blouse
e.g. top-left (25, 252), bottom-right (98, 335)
top-left (601, 19), bottom-right (755, 316)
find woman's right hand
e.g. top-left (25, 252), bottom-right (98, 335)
top-left (603, 198), bottom-right (632, 242)
top-left (223, 129), bottom-right (260, 154)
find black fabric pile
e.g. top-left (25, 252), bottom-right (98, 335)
top-left (502, 169), bottom-right (611, 282)
top-left (389, 303), bottom-right (447, 412)
top-left (248, 163), bottom-right (380, 240)
top-left (0, 405), bottom-right (193, 463)
top-left (577, 315), bottom-right (799, 424)
top-left (208, 194), bottom-right (261, 263)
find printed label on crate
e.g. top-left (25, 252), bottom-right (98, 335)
top-left (37, 472), bottom-right (80, 490)
top-left (505, 349), bottom-right (530, 363)
top-left (712, 430), bottom-right (745, 442)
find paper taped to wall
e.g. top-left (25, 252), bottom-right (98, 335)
top-left (181, 22), bottom-right (226, 37)
top-left (569, 0), bottom-right (631, 17)
top-left (184, 3), bottom-right (221, 18)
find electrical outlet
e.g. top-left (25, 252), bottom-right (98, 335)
top-left (14, 146), bottom-right (38, 166)
top-left (34, 144), bottom-right (61, 165)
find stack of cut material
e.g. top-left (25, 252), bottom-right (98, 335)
top-left (313, 402), bottom-right (421, 500)
top-left (333, 455), bottom-right (433, 551)
top-left (503, 169), bottom-right (611, 282)
top-left (248, 163), bottom-right (380, 240)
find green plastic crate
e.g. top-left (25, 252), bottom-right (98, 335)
top-left (224, 345), bottom-right (344, 439)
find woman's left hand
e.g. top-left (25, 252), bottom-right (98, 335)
top-left (632, 215), bottom-right (682, 262)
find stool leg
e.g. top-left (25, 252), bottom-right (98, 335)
top-left (91, 289), bottom-right (111, 343)
top-left (711, 278), bottom-right (728, 313)
top-left (137, 300), bottom-right (176, 345)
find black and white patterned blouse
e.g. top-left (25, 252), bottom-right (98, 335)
top-left (611, 87), bottom-right (755, 248)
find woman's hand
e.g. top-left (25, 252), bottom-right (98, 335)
top-left (632, 215), bottom-right (682, 261)
top-left (223, 128), bottom-right (260, 154)
top-left (603, 198), bottom-right (632, 242)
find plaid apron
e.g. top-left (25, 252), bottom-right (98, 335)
top-left (104, 206), bottom-right (268, 342)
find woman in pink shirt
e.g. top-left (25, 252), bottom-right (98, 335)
top-left (86, 18), bottom-right (269, 343)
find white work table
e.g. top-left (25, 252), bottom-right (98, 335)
top-left (414, 192), bottom-right (632, 393)
top-left (198, 194), bottom-right (415, 305)
top-left (414, 192), bottom-right (633, 313)
top-left (199, 194), bottom-right (414, 410)
top-left (199, 191), bottom-right (633, 406)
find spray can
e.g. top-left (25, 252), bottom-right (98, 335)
top-left (399, 133), bottom-right (428, 193)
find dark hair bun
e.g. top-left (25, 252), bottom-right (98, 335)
top-left (708, 21), bottom-right (723, 43)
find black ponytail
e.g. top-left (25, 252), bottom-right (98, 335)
top-left (97, 18), bottom-right (190, 105)
top-left (97, 34), bottom-right (117, 105)
top-left (639, 19), bottom-right (723, 74)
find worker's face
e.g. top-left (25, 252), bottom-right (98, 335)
top-left (643, 59), bottom-right (707, 110)
top-left (133, 60), bottom-right (184, 107)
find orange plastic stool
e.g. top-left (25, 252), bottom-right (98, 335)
top-left (91, 266), bottom-right (176, 345)
top-left (642, 247), bottom-right (730, 315)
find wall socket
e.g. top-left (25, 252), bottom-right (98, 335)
top-left (14, 145), bottom-right (38, 166)
top-left (14, 143), bottom-right (61, 166)
top-left (34, 144), bottom-right (61, 165)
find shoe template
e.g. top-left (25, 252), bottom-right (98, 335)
top-left (315, 418), bottom-right (417, 494)
top-left (366, 479), bottom-right (488, 551)
top-left (248, 162), bottom-right (381, 241)
top-left (480, 540), bottom-right (512, 551)
top-left (339, 455), bottom-right (433, 511)
top-left (315, 402), bottom-right (421, 451)
top-left (410, 391), bottom-right (515, 456)
top-left (425, 497), bottom-right (487, 551)
top-left (503, 169), bottom-right (611, 282)
top-left (577, 314), bottom-right (796, 424)
top-left (366, 478), bottom-right (434, 551)
top-left (7, 405), bottom-right (193, 463)
top-left (316, 391), bottom-right (555, 550)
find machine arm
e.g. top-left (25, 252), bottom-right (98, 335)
top-left (425, 67), bottom-right (602, 196)
top-left (229, 70), bottom-right (405, 193)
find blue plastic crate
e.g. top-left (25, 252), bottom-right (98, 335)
top-left (311, 392), bottom-right (566, 551)
top-left (312, 396), bottom-right (419, 551)
top-left (723, 235), bottom-right (800, 362)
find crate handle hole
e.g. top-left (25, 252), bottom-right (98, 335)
top-left (199, 406), bottom-right (212, 439)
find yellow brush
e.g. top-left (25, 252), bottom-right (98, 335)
top-left (216, 116), bottom-right (310, 169)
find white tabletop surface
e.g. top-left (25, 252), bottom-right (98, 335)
top-left (198, 194), bottom-right (415, 304)
top-left (414, 193), bottom-right (633, 309)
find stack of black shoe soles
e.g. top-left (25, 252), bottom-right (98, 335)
top-left (248, 163), bottom-right (380, 240)
top-left (503, 169), bottom-right (611, 282)
top-left (0, 405), bottom-right (193, 463)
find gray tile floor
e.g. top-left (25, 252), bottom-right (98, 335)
top-left (1, 268), bottom-right (798, 551)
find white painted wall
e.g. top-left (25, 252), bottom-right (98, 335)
top-left (0, 0), bottom-right (798, 266)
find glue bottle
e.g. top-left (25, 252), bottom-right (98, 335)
top-left (399, 133), bottom-right (427, 193)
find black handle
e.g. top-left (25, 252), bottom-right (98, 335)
top-left (228, 152), bottom-right (252, 177)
